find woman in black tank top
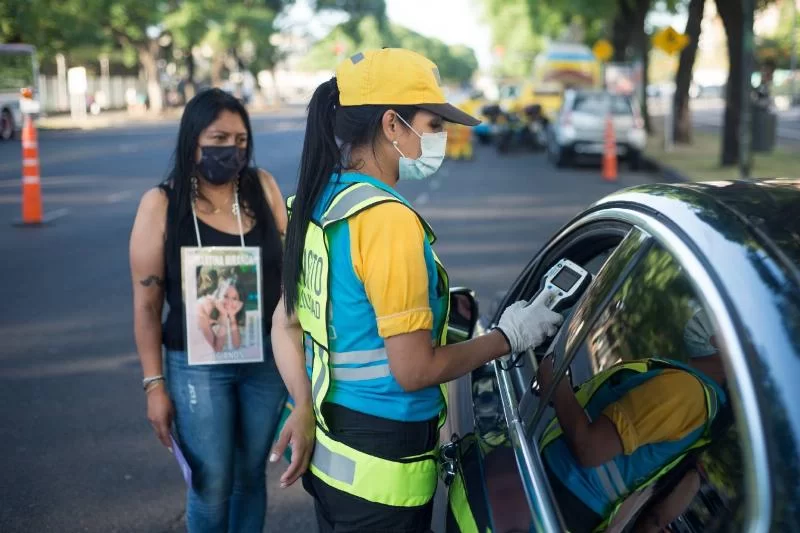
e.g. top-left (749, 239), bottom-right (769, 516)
top-left (129, 89), bottom-right (287, 533)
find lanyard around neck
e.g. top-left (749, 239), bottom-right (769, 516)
top-left (191, 183), bottom-right (246, 248)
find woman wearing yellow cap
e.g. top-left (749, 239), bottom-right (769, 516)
top-left (269, 49), bottom-right (562, 531)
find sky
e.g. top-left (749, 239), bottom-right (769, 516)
top-left (385, 0), bottom-right (493, 68)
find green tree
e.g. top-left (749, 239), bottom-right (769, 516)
top-left (303, 16), bottom-right (479, 84)
top-left (755, 0), bottom-right (800, 69)
top-left (162, 0), bottom-right (215, 99)
top-left (715, 0), bottom-right (777, 167)
top-left (0, 0), bottom-right (108, 58)
top-left (673, 0), bottom-right (705, 144)
top-left (3, 0), bottom-right (168, 109)
top-left (93, 0), bottom-right (168, 112)
top-left (482, 0), bottom-right (554, 78)
top-left (311, 0), bottom-right (388, 41)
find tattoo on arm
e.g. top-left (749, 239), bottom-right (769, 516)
top-left (140, 275), bottom-right (165, 288)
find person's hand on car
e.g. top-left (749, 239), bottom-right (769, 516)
top-left (537, 354), bottom-right (556, 391)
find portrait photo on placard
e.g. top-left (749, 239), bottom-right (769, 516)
top-left (182, 247), bottom-right (263, 365)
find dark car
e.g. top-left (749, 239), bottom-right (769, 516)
top-left (443, 179), bottom-right (800, 532)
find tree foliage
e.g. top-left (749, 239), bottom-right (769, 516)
top-left (755, 0), bottom-right (800, 70)
top-left (0, 0), bottom-right (107, 57)
top-left (480, 0), bottom-right (558, 77)
top-left (302, 16), bottom-right (479, 84)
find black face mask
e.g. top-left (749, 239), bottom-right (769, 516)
top-left (196, 145), bottom-right (247, 185)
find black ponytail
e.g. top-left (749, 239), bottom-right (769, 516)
top-left (282, 77), bottom-right (420, 315)
top-left (283, 78), bottom-right (342, 313)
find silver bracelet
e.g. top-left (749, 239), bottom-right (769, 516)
top-left (142, 375), bottom-right (165, 390)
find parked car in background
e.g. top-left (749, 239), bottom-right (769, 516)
top-left (547, 90), bottom-right (647, 170)
top-left (444, 179), bottom-right (800, 532)
top-left (0, 44), bottom-right (39, 141)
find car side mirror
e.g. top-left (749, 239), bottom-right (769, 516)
top-left (447, 287), bottom-right (479, 344)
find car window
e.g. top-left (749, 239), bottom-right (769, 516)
top-left (572, 93), bottom-right (632, 116)
top-left (539, 243), bottom-right (746, 533)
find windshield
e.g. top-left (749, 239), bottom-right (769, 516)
top-left (572, 93), bottom-right (633, 116)
top-left (0, 50), bottom-right (36, 94)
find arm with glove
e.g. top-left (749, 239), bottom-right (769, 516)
top-left (385, 299), bottom-right (563, 392)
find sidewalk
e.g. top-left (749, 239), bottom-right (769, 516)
top-left (37, 108), bottom-right (185, 131)
top-left (37, 103), bottom-right (288, 131)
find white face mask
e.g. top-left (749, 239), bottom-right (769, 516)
top-left (392, 114), bottom-right (447, 181)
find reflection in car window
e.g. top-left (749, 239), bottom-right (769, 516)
top-left (538, 243), bottom-right (745, 533)
top-left (585, 245), bottom-right (698, 371)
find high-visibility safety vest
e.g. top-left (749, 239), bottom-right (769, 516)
top-left (443, 433), bottom-right (493, 533)
top-left (290, 182), bottom-right (450, 508)
top-left (539, 358), bottom-right (725, 532)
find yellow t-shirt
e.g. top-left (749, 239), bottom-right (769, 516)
top-left (348, 202), bottom-right (434, 338)
top-left (602, 369), bottom-right (709, 454)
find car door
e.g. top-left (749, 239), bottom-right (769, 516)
top-left (492, 211), bottom-right (763, 532)
top-left (454, 220), bottom-right (636, 533)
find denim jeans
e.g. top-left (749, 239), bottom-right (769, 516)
top-left (166, 339), bottom-right (287, 533)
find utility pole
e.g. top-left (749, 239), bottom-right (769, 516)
top-left (740, 0), bottom-right (755, 179)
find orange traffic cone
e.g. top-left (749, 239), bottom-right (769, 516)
top-left (602, 114), bottom-right (618, 182)
top-left (20, 114), bottom-right (43, 224)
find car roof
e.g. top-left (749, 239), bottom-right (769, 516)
top-left (596, 179), bottom-right (800, 281)
top-left (688, 179), bottom-right (800, 268)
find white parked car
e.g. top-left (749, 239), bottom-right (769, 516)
top-left (547, 89), bottom-right (647, 170)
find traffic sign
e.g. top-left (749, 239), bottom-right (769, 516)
top-left (652, 26), bottom-right (690, 55)
top-left (592, 39), bottom-right (614, 62)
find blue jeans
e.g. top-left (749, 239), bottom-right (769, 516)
top-left (166, 340), bottom-right (287, 533)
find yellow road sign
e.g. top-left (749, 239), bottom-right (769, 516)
top-left (652, 26), bottom-right (690, 55)
top-left (593, 39), bottom-right (614, 62)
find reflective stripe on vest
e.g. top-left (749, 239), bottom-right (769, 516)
top-left (321, 182), bottom-right (397, 226)
top-left (538, 358), bottom-right (721, 531)
top-left (449, 467), bottom-right (480, 533)
top-left (309, 427), bottom-right (438, 507)
top-left (298, 183), bottom-right (450, 507)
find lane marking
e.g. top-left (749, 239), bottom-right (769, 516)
top-left (0, 176), bottom-right (135, 189)
top-left (106, 190), bottom-right (135, 203)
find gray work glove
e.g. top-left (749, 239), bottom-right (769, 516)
top-left (496, 300), bottom-right (564, 354)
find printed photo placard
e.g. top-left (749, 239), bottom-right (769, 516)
top-left (181, 247), bottom-right (263, 365)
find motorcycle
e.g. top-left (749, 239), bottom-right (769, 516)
top-left (495, 104), bottom-right (548, 154)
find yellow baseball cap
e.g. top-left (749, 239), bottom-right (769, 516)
top-left (336, 48), bottom-right (480, 126)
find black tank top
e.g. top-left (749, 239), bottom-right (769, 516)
top-left (160, 182), bottom-right (282, 351)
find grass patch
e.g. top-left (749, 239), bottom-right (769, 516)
top-left (645, 128), bottom-right (797, 182)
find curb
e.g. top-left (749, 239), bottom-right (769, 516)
top-left (36, 105), bottom-right (291, 132)
top-left (641, 154), bottom-right (690, 183)
top-left (37, 114), bottom-right (182, 132)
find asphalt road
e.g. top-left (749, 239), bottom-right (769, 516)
top-left (0, 111), bottom-right (658, 533)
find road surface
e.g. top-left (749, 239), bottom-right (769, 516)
top-left (0, 110), bottom-right (660, 532)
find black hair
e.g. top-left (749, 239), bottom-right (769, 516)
top-left (282, 77), bottom-right (418, 313)
top-left (162, 88), bottom-right (277, 265)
